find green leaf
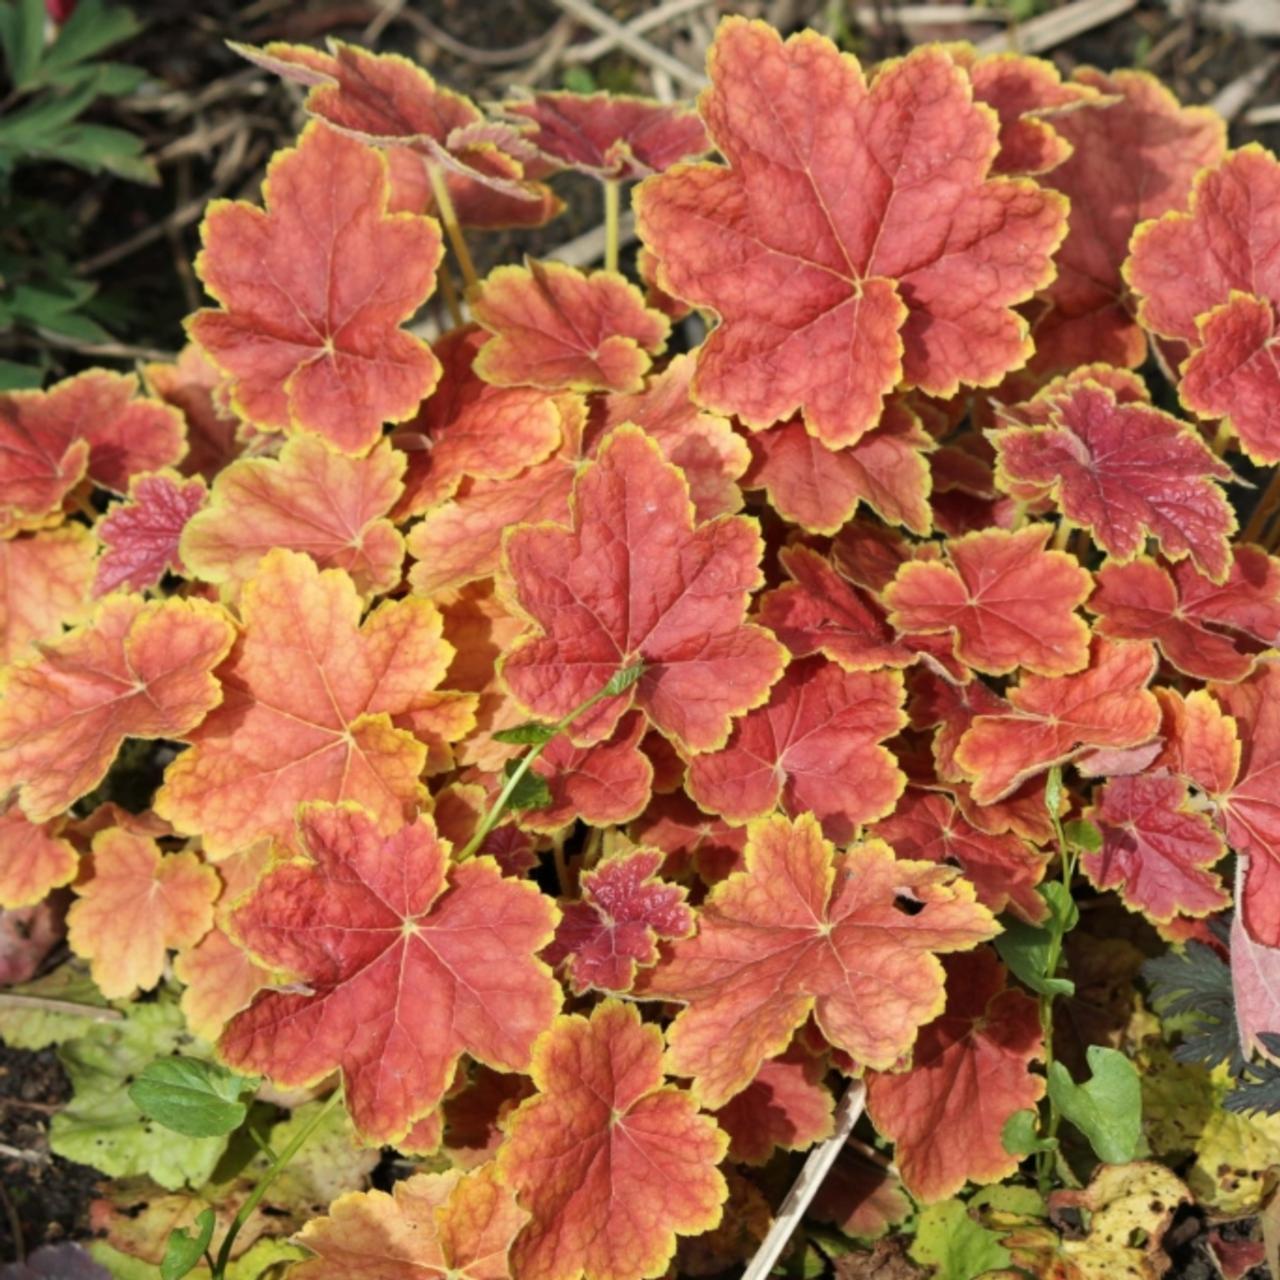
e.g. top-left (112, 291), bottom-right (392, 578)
top-left (503, 760), bottom-right (552, 811)
top-left (161, 1207), bottom-right (215, 1280)
top-left (36, 0), bottom-right (143, 81)
top-left (603, 659), bottom-right (645, 697)
top-left (128, 1057), bottom-right (255, 1138)
top-left (0, 357), bottom-right (42, 389)
top-left (995, 896), bottom-right (1075, 999)
top-left (1064, 818), bottom-right (1103, 853)
top-left (0, 962), bottom-right (112, 1049)
top-left (493, 721), bottom-right (557, 745)
top-left (51, 998), bottom-right (233, 1190)
top-left (909, 1199), bottom-right (1011, 1280)
top-left (1048, 1045), bottom-right (1142, 1164)
top-left (0, 0), bottom-right (47, 90)
top-left (1001, 1108), bottom-right (1056, 1156)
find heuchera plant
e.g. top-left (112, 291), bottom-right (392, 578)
top-left (3, 15), bottom-right (1280, 1280)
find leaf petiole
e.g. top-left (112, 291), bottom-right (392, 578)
top-left (456, 659), bottom-right (645, 862)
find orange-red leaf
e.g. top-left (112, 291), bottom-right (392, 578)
top-left (0, 805), bottom-right (77, 910)
top-left (155, 549), bottom-right (454, 858)
top-left (0, 370), bottom-right (185, 535)
top-left (884, 525), bottom-right (1092, 677)
top-left (638, 813), bottom-right (997, 1105)
top-left (993, 379), bottom-right (1235, 579)
top-left (635, 20), bottom-right (1066, 446)
top-left (1034, 70), bottom-right (1225, 372)
top-left (744, 401), bottom-right (934, 535)
top-left (501, 427), bottom-right (785, 752)
top-left (953, 638), bottom-right (1161, 804)
top-left (1081, 772), bottom-right (1228, 922)
top-left (94, 470), bottom-right (206, 597)
top-left (180, 437), bottom-right (405, 598)
top-left (472, 261), bottom-right (669, 394)
top-left (865, 949), bottom-right (1044, 1203)
top-left (871, 788), bottom-right (1047, 922)
top-left (1090, 550), bottom-right (1280, 682)
top-left (220, 803), bottom-right (560, 1144)
top-left (629, 791), bottom-right (747, 886)
top-left (498, 1000), bottom-right (728, 1280)
top-left (292, 1165), bottom-right (528, 1280)
top-left (504, 91), bottom-right (708, 181)
top-left (67, 827), bottom-right (218, 1000)
top-left (190, 121), bottom-right (441, 453)
top-left (0, 596), bottom-right (234, 823)
top-left (543, 847), bottom-right (692, 994)
top-left (687, 656), bottom-right (906, 839)
top-left (0, 525), bottom-right (95, 663)
top-left (392, 326), bottom-right (563, 519)
top-left (144, 345), bottom-right (247, 482)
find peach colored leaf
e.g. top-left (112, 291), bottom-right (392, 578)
top-left (0, 596), bottom-right (235, 823)
top-left (220, 803), bottom-right (560, 1144)
top-left (180, 437), bottom-right (405, 598)
top-left (472, 261), bottom-right (669, 394)
top-left (0, 525), bottom-right (96, 663)
top-left (292, 1165), bottom-right (528, 1280)
top-left (0, 805), bottom-right (77, 910)
top-left (155, 548), bottom-right (452, 858)
top-left (498, 1000), bottom-right (728, 1280)
top-left (637, 813), bottom-right (997, 1106)
top-left (713, 1041), bottom-right (835, 1164)
top-left (68, 827), bottom-right (218, 1000)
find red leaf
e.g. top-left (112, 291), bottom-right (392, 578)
top-left (1034, 69), bottom-right (1225, 372)
top-left (0, 596), bottom-right (234, 823)
top-left (635, 19), bottom-right (1066, 446)
top-left (522, 710), bottom-right (653, 833)
top-left (144, 345), bottom-right (247, 482)
top-left (1230, 898), bottom-right (1280, 1063)
top-left (758, 545), bottom-right (917, 674)
top-left (884, 525), bottom-right (1092, 677)
top-left (993, 378), bottom-right (1235, 579)
top-left (638, 813), bottom-right (996, 1105)
top-left (543, 846), bottom-right (692, 993)
top-left (629, 791), bottom-right (748, 885)
top-left (1081, 772), bottom-right (1228, 922)
top-left (502, 426), bottom-right (785, 752)
top-left (472, 261), bottom-right (669, 394)
top-left (498, 1000), bottom-right (728, 1280)
top-left (0, 371), bottom-right (184, 534)
top-left (190, 121), bottom-right (441, 453)
top-left (871, 788), bottom-right (1047, 923)
top-left (220, 802), bottom-right (560, 1144)
top-left (1090, 550), bottom-right (1280, 682)
top-left (686, 656), bottom-right (906, 839)
top-left (866, 949), bottom-right (1044, 1202)
top-left (94, 471), bottom-right (206, 597)
top-left (713, 1041), bottom-right (834, 1164)
top-left (954, 638), bottom-right (1161, 804)
top-left (504, 91), bottom-right (708, 181)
